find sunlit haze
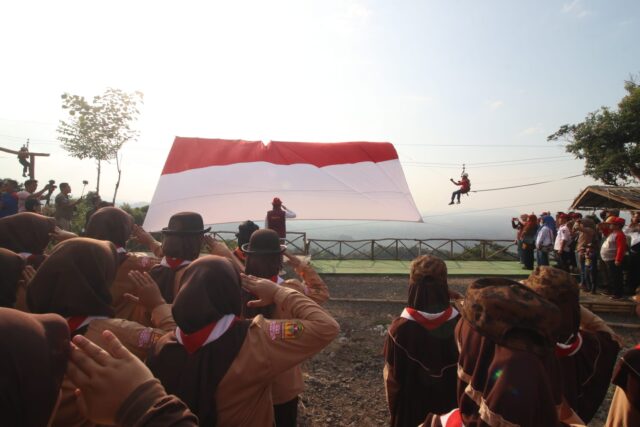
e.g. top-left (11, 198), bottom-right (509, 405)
top-left (1, 0), bottom-right (639, 232)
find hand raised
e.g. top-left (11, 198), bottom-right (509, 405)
top-left (66, 330), bottom-right (155, 425)
top-left (126, 271), bottom-right (165, 312)
top-left (240, 273), bottom-right (279, 308)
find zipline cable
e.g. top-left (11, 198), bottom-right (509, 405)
top-left (471, 174), bottom-right (583, 193)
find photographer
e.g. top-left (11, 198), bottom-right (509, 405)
top-left (54, 183), bottom-right (82, 230)
top-left (17, 179), bottom-right (55, 213)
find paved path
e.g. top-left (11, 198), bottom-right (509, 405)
top-left (311, 259), bottom-right (529, 276)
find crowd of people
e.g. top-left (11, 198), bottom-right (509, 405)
top-left (2, 173), bottom-right (640, 426)
top-left (512, 209), bottom-right (640, 300)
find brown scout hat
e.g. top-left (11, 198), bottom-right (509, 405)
top-left (241, 228), bottom-right (286, 254)
top-left (462, 277), bottom-right (561, 356)
top-left (162, 212), bottom-right (211, 235)
top-left (523, 266), bottom-right (580, 341)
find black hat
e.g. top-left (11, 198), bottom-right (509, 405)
top-left (235, 220), bottom-right (259, 246)
top-left (161, 212), bottom-right (211, 235)
top-left (241, 229), bottom-right (286, 254)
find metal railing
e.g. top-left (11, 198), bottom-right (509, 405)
top-left (212, 231), bottom-right (518, 261)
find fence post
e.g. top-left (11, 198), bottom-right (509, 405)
top-left (395, 240), bottom-right (399, 260)
top-left (370, 240), bottom-right (375, 260)
top-left (450, 240), bottom-right (454, 259)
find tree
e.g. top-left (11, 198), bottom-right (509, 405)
top-left (548, 79), bottom-right (640, 185)
top-left (57, 88), bottom-right (143, 200)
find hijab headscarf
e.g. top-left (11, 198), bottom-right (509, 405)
top-left (149, 234), bottom-right (202, 303)
top-left (0, 248), bottom-right (25, 308)
top-left (0, 212), bottom-right (55, 265)
top-left (383, 256), bottom-right (459, 425)
top-left (0, 308), bottom-right (70, 427)
top-left (147, 256), bottom-right (250, 426)
top-left (85, 207), bottom-right (134, 252)
top-left (27, 237), bottom-right (118, 319)
top-left (542, 214), bottom-right (557, 234)
top-left (456, 278), bottom-right (563, 427)
top-left (525, 266), bottom-right (620, 422)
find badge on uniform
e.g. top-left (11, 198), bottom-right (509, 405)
top-left (282, 321), bottom-right (304, 339)
top-left (137, 327), bottom-right (161, 348)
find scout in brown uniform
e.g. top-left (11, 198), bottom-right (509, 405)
top-left (0, 211), bottom-right (56, 268)
top-left (606, 345), bottom-right (640, 426)
top-left (383, 255), bottom-right (459, 427)
top-left (241, 228), bottom-right (330, 426)
top-left (148, 212), bottom-right (210, 303)
top-left (233, 219), bottom-right (259, 264)
top-left (452, 278), bottom-right (569, 427)
top-left (147, 255), bottom-right (339, 426)
top-left (524, 266), bottom-right (621, 423)
top-left (26, 237), bottom-right (176, 427)
top-left (86, 206), bottom-right (163, 324)
top-left (0, 307), bottom-right (70, 427)
top-left (0, 247), bottom-right (25, 308)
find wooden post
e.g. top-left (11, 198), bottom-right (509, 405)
top-left (0, 146), bottom-right (50, 180)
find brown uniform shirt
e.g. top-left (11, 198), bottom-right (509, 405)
top-left (51, 305), bottom-right (176, 427)
top-left (271, 262), bottom-right (330, 404)
top-left (216, 286), bottom-right (339, 426)
top-left (111, 252), bottom-right (161, 325)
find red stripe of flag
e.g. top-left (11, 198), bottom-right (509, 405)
top-left (161, 138), bottom-right (399, 175)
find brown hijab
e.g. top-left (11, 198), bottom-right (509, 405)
top-left (383, 256), bottom-right (458, 426)
top-left (149, 234), bottom-right (202, 303)
top-left (456, 278), bottom-right (563, 427)
top-left (0, 307), bottom-right (70, 427)
top-left (85, 206), bottom-right (134, 250)
top-left (525, 266), bottom-right (620, 422)
top-left (27, 237), bottom-right (118, 318)
top-left (521, 214), bottom-right (538, 239)
top-left (0, 248), bottom-right (25, 308)
top-left (147, 256), bottom-right (250, 426)
top-left (0, 212), bottom-right (55, 255)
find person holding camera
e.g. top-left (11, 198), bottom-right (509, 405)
top-left (54, 183), bottom-right (81, 230)
top-left (17, 179), bottom-right (55, 213)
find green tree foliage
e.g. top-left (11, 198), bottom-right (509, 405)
top-left (119, 203), bottom-right (149, 225)
top-left (57, 88), bottom-right (143, 197)
top-left (548, 79), bottom-right (640, 185)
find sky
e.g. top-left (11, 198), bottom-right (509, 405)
top-left (1, 0), bottom-right (639, 230)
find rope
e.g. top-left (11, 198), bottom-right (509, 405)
top-left (470, 174), bottom-right (583, 193)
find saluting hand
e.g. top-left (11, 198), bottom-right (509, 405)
top-left (67, 330), bottom-right (155, 425)
top-left (240, 273), bottom-right (279, 307)
top-left (126, 271), bottom-right (166, 312)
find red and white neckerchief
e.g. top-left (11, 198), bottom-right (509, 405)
top-left (160, 256), bottom-right (191, 271)
top-left (555, 332), bottom-right (583, 357)
top-left (116, 246), bottom-right (127, 254)
top-left (176, 314), bottom-right (239, 354)
top-left (66, 316), bottom-right (109, 333)
top-left (401, 306), bottom-right (459, 330)
top-left (439, 408), bottom-right (464, 427)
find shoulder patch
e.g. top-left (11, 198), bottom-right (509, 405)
top-left (137, 327), bottom-right (162, 348)
top-left (283, 321), bottom-right (304, 340)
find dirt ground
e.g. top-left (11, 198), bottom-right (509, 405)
top-left (296, 275), bottom-right (640, 427)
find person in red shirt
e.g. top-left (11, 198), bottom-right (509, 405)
top-left (448, 173), bottom-right (471, 205)
top-left (600, 216), bottom-right (628, 300)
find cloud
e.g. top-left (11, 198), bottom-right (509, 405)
top-left (487, 100), bottom-right (504, 111)
top-left (562, 0), bottom-right (591, 18)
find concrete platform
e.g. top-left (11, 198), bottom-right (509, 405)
top-left (311, 260), bottom-right (529, 276)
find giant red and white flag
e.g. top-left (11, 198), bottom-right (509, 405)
top-left (143, 138), bottom-right (422, 231)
